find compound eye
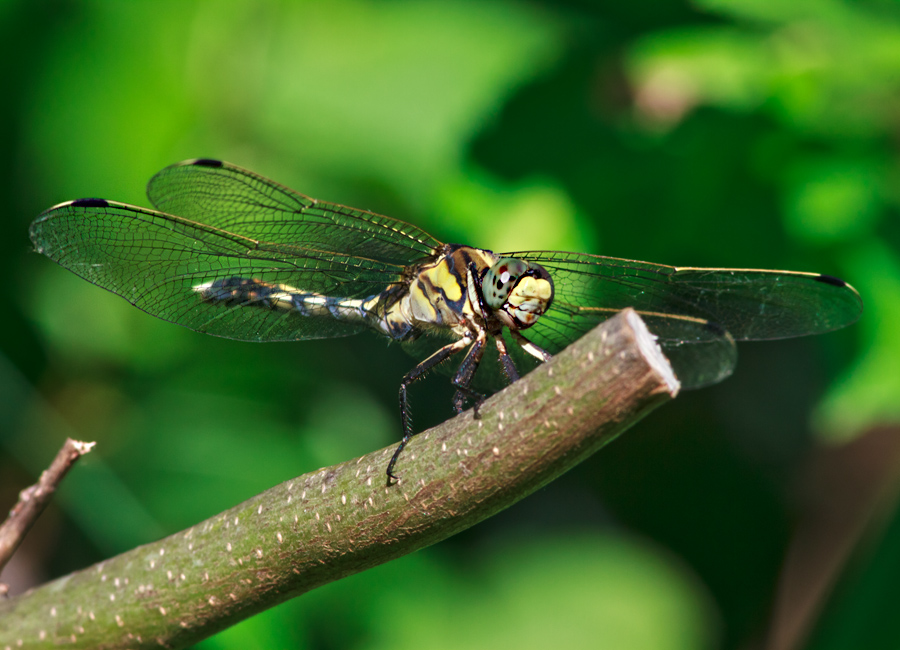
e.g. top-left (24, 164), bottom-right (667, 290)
top-left (483, 258), bottom-right (529, 309)
top-left (503, 263), bottom-right (554, 330)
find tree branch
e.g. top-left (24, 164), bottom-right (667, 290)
top-left (0, 309), bottom-right (678, 649)
top-left (0, 438), bottom-right (95, 577)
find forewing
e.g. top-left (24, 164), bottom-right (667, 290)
top-left (510, 251), bottom-right (862, 388)
top-left (29, 199), bottom-right (408, 342)
top-left (147, 159), bottom-right (443, 265)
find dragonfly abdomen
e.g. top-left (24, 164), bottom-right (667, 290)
top-left (193, 277), bottom-right (415, 339)
top-left (193, 277), bottom-right (354, 316)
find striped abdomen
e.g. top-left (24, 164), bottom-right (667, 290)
top-left (193, 277), bottom-right (414, 340)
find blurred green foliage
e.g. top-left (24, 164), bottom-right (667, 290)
top-left (2, 0), bottom-right (899, 648)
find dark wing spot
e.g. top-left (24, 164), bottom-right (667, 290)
top-left (815, 274), bottom-right (847, 288)
top-left (70, 198), bottom-right (109, 208)
top-left (190, 158), bottom-right (224, 168)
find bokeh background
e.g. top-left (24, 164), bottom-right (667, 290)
top-left (1, 1), bottom-right (899, 648)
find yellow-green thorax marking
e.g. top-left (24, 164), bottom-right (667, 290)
top-left (395, 245), bottom-right (497, 336)
top-left (383, 244), bottom-right (555, 341)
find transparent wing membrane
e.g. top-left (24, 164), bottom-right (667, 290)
top-left (30, 199), bottom-right (411, 342)
top-left (508, 251), bottom-right (862, 388)
top-left (147, 159), bottom-right (442, 265)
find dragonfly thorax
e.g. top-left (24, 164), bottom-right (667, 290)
top-left (482, 257), bottom-right (554, 331)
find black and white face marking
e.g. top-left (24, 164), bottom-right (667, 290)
top-left (482, 257), bottom-right (554, 330)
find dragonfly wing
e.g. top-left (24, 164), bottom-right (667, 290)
top-left (510, 251), bottom-right (862, 388)
top-left (146, 159), bottom-right (443, 265)
top-left (30, 199), bottom-right (408, 342)
top-left (660, 266), bottom-right (863, 339)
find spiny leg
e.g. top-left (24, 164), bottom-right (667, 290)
top-left (494, 335), bottom-right (520, 383)
top-left (451, 335), bottom-right (520, 415)
top-left (451, 333), bottom-right (487, 416)
top-left (389, 335), bottom-right (473, 482)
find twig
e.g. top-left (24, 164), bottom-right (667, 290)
top-left (0, 438), bottom-right (96, 576)
top-left (0, 309), bottom-right (678, 648)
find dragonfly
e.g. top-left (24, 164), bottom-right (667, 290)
top-left (30, 159), bottom-right (863, 480)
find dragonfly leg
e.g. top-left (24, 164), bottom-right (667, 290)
top-left (494, 335), bottom-right (520, 382)
top-left (390, 335), bottom-right (474, 482)
top-left (451, 332), bottom-right (487, 416)
top-left (511, 331), bottom-right (553, 363)
top-left (452, 384), bottom-right (485, 418)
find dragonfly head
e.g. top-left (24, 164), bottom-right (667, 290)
top-left (482, 258), bottom-right (554, 330)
